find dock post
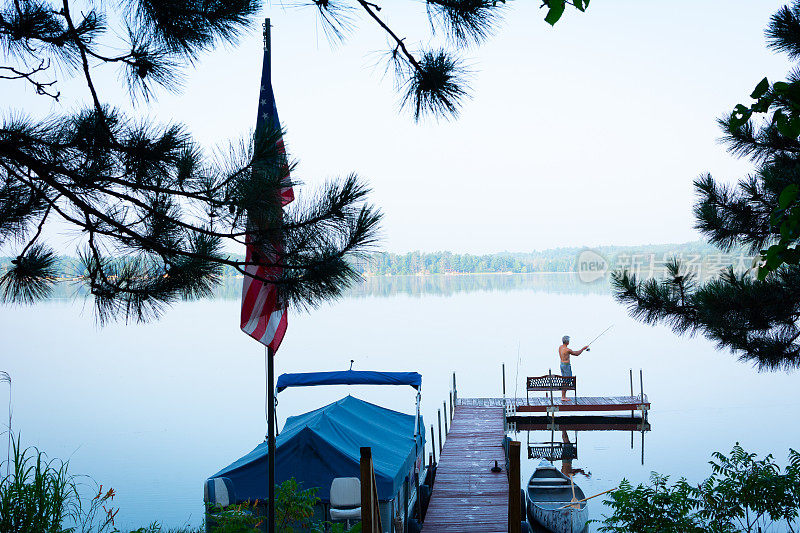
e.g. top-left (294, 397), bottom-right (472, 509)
top-left (360, 447), bottom-right (382, 533)
top-left (437, 410), bottom-right (443, 454)
top-left (430, 425), bottom-right (437, 464)
top-left (452, 372), bottom-right (457, 405)
top-left (639, 369), bottom-right (644, 401)
top-left (641, 428), bottom-right (645, 465)
top-left (449, 391), bottom-right (453, 425)
top-left (630, 368), bottom-right (635, 448)
top-left (640, 369), bottom-right (646, 464)
top-left (502, 362), bottom-right (506, 398)
top-left (630, 368), bottom-right (634, 418)
top-left (508, 441), bottom-right (521, 533)
top-left (443, 401), bottom-right (448, 435)
top-left (640, 369), bottom-right (647, 421)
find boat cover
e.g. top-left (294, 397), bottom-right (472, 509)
top-left (276, 370), bottom-right (422, 392)
top-left (208, 395), bottom-right (424, 503)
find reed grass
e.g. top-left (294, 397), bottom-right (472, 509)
top-left (0, 435), bottom-right (121, 533)
top-left (0, 436), bottom-right (77, 532)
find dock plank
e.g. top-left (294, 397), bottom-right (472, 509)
top-left (422, 406), bottom-right (508, 533)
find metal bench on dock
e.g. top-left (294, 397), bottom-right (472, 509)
top-left (482, 366), bottom-right (652, 417)
top-left (526, 373), bottom-right (577, 403)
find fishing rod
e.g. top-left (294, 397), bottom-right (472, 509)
top-left (585, 324), bottom-right (614, 352)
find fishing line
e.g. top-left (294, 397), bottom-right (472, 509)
top-left (586, 324), bottom-right (614, 352)
top-left (514, 341), bottom-right (521, 401)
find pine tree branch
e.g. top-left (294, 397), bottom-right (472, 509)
top-left (0, 60), bottom-right (59, 99)
top-left (6, 153), bottom-right (375, 283)
top-left (613, 264), bottom-right (800, 371)
top-left (60, 0), bottom-right (103, 113)
top-left (17, 200), bottom-right (52, 258)
top-left (0, 0), bottom-right (383, 320)
top-left (355, 0), bottom-right (420, 70)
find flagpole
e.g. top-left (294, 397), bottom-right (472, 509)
top-left (267, 345), bottom-right (275, 533)
top-left (264, 20), bottom-right (276, 533)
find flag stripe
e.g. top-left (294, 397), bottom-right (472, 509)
top-left (240, 47), bottom-right (294, 353)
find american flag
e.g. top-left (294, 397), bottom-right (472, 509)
top-left (240, 46), bottom-right (294, 351)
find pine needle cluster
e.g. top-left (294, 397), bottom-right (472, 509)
top-left (612, 2), bottom-right (800, 370)
top-left (0, 0), bottom-right (381, 324)
top-left (306, 0), bottom-right (587, 121)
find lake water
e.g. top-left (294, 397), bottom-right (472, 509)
top-left (1, 273), bottom-right (798, 531)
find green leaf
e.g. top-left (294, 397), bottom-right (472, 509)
top-left (772, 109), bottom-right (800, 138)
top-left (787, 81), bottom-right (800, 102)
top-left (779, 184), bottom-right (799, 210)
top-left (784, 246), bottom-right (800, 265)
top-left (545, 0), bottom-right (566, 25)
top-left (729, 104), bottom-right (752, 129)
top-left (774, 81), bottom-right (790, 93)
top-left (574, 0), bottom-right (586, 12)
top-left (781, 220), bottom-right (792, 239)
top-left (751, 93), bottom-right (774, 113)
top-left (771, 208), bottom-right (785, 228)
top-left (751, 77), bottom-right (770, 99)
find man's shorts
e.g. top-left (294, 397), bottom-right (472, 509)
top-left (560, 362), bottom-right (572, 377)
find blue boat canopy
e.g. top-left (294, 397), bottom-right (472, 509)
top-left (208, 396), bottom-right (424, 503)
top-left (276, 370), bottom-right (422, 393)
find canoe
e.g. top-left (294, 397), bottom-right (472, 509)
top-left (526, 459), bottom-right (589, 533)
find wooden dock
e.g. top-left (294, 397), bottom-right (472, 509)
top-left (422, 405), bottom-right (509, 532)
top-left (418, 371), bottom-right (652, 531)
top-left (458, 395), bottom-right (650, 413)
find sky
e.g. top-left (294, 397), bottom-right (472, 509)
top-left (4, 0), bottom-right (796, 253)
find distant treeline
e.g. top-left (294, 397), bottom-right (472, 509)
top-left (0, 241), bottom-right (752, 279)
top-left (354, 241), bottom-right (752, 275)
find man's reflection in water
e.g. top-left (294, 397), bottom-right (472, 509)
top-left (560, 430), bottom-right (590, 478)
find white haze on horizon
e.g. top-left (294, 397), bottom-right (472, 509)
top-left (2, 0), bottom-right (793, 255)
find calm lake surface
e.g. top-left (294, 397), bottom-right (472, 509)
top-left (1, 273), bottom-right (798, 531)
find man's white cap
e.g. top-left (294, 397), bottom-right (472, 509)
top-left (562, 335), bottom-right (570, 344)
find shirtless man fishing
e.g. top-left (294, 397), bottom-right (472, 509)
top-left (558, 335), bottom-right (588, 401)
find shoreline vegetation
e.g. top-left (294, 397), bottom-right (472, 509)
top-left (3, 437), bottom-right (796, 533)
top-left (0, 240), bottom-right (751, 277)
top-left (0, 436), bottom-right (356, 533)
top-left (0, 241), bottom-right (755, 301)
